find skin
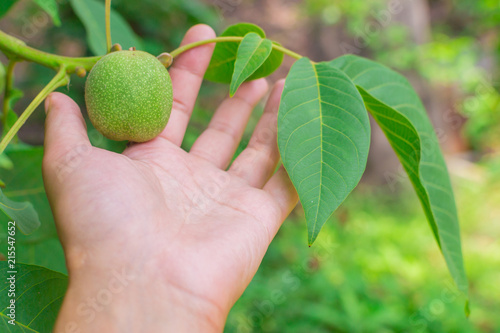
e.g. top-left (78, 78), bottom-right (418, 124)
top-left (44, 24), bottom-right (298, 332)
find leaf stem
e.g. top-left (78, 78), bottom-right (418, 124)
top-left (0, 67), bottom-right (69, 155)
top-left (0, 30), bottom-right (101, 73)
top-left (2, 60), bottom-right (17, 124)
top-left (272, 44), bottom-right (303, 60)
top-left (105, 0), bottom-right (112, 53)
top-left (169, 36), bottom-right (303, 60)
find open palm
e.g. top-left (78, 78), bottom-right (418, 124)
top-left (43, 25), bottom-right (298, 332)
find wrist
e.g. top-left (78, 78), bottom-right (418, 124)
top-left (55, 259), bottom-right (226, 332)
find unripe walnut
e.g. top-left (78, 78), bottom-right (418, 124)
top-left (85, 50), bottom-right (173, 142)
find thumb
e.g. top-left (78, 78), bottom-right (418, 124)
top-left (43, 92), bottom-right (92, 183)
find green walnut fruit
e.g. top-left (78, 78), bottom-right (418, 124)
top-left (85, 50), bottom-right (173, 142)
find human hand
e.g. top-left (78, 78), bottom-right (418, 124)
top-left (43, 24), bottom-right (298, 332)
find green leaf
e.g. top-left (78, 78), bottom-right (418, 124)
top-left (278, 58), bottom-right (371, 245)
top-left (0, 262), bottom-right (68, 332)
top-left (69, 0), bottom-right (142, 56)
top-left (230, 33), bottom-right (273, 97)
top-left (0, 62), bottom-right (5, 92)
top-left (205, 23), bottom-right (284, 84)
top-left (331, 54), bottom-right (468, 296)
top-left (0, 0), bottom-right (18, 18)
top-left (0, 189), bottom-right (40, 234)
top-left (2, 109), bottom-right (19, 140)
top-left (169, 0), bottom-right (219, 26)
top-left (0, 147), bottom-right (66, 274)
top-left (33, 0), bottom-right (61, 26)
top-left (2, 88), bottom-right (23, 143)
top-left (0, 154), bottom-right (13, 170)
top-left (6, 89), bottom-right (23, 110)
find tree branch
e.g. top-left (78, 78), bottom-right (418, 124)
top-left (0, 67), bottom-right (69, 154)
top-left (0, 30), bottom-right (101, 73)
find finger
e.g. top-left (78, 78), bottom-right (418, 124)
top-left (189, 79), bottom-right (268, 169)
top-left (263, 165), bottom-right (299, 233)
top-left (228, 79), bottom-right (284, 188)
top-left (42, 92), bottom-right (92, 184)
top-left (43, 92), bottom-right (91, 158)
top-left (159, 24), bottom-right (216, 146)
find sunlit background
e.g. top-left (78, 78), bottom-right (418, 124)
top-left (1, 0), bottom-right (499, 331)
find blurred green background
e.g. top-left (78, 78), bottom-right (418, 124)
top-left (1, 0), bottom-right (499, 332)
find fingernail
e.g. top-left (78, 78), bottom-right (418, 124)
top-left (45, 94), bottom-right (52, 114)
